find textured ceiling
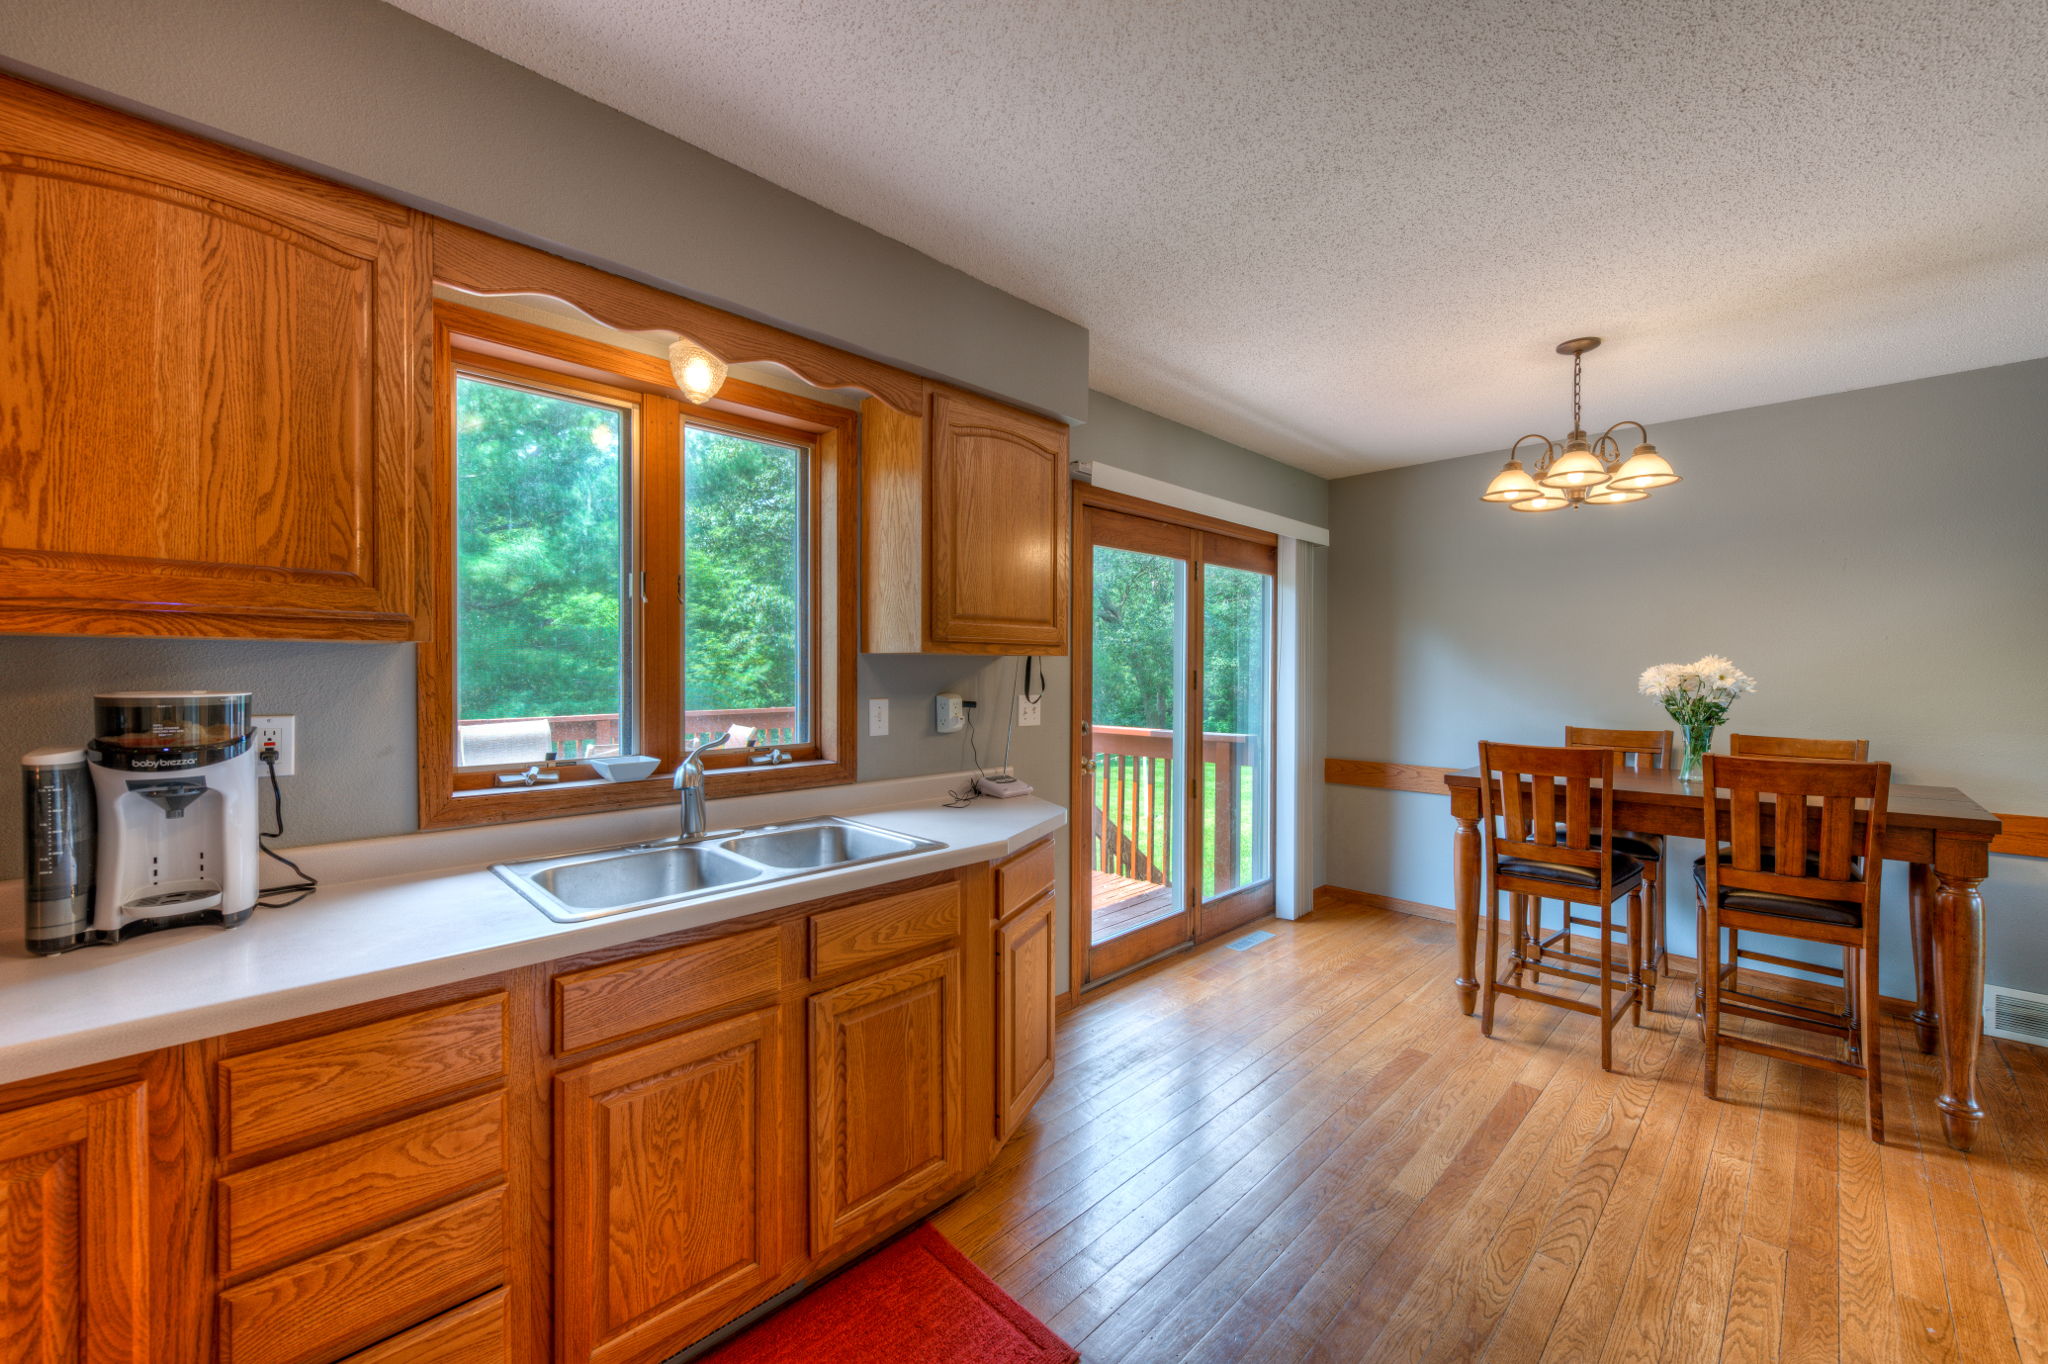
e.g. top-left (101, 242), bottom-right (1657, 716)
top-left (386, 0), bottom-right (2048, 477)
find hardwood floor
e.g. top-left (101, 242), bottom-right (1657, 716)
top-left (932, 900), bottom-right (2048, 1362)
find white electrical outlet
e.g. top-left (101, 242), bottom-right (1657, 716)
top-left (867, 698), bottom-right (889, 737)
top-left (253, 715), bottom-right (296, 776)
top-left (1018, 694), bottom-right (1042, 727)
top-left (935, 692), bottom-right (965, 734)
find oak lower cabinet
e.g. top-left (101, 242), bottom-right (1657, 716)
top-left (860, 387), bottom-right (1070, 655)
top-left (0, 1084), bottom-right (151, 1363)
top-left (995, 892), bottom-right (1058, 1142)
top-left (0, 858), bottom-right (1057, 1364)
top-left (807, 950), bottom-right (965, 1256)
top-left (554, 1007), bottom-right (797, 1364)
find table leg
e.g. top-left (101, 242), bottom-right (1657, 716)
top-left (1932, 867), bottom-right (1986, 1150)
top-left (1455, 815), bottom-right (1481, 1015)
top-left (1908, 863), bottom-right (1938, 1054)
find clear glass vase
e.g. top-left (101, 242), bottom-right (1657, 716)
top-left (1679, 722), bottom-right (1715, 781)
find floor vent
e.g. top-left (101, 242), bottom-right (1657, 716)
top-left (1228, 930), bottom-right (1276, 952)
top-left (1984, 985), bottom-right (2048, 1047)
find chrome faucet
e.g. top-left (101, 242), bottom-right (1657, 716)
top-left (673, 733), bottom-right (729, 840)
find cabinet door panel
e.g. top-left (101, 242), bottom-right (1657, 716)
top-left (0, 76), bottom-right (426, 639)
top-left (926, 392), bottom-right (1068, 650)
top-left (996, 893), bottom-right (1057, 1141)
top-left (0, 1084), bottom-right (149, 1363)
top-left (808, 950), bottom-right (963, 1255)
top-left (555, 1007), bottom-right (792, 1364)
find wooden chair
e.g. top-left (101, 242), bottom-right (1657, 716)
top-left (1696, 753), bottom-right (1890, 1140)
top-left (1720, 734), bottom-right (1870, 992)
top-left (1551, 727), bottom-right (1673, 1010)
top-left (1728, 733), bottom-right (1869, 761)
top-left (1478, 742), bottom-right (1646, 1072)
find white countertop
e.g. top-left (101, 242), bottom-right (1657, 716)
top-left (0, 773), bottom-right (1064, 1086)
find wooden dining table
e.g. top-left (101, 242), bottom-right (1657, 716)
top-left (1443, 765), bottom-right (2003, 1150)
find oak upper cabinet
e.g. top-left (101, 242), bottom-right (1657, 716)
top-left (860, 387), bottom-right (1069, 654)
top-left (555, 1007), bottom-right (797, 1364)
top-left (808, 950), bottom-right (965, 1256)
top-left (0, 76), bottom-right (429, 641)
top-left (995, 891), bottom-right (1057, 1143)
top-left (0, 1083), bottom-right (151, 1363)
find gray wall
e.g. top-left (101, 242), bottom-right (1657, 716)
top-left (0, 0), bottom-right (1088, 421)
top-left (1072, 394), bottom-right (1330, 530)
top-left (0, 637), bottom-right (418, 877)
top-left (1322, 357), bottom-right (2048, 996)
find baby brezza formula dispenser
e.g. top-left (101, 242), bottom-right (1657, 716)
top-left (83, 690), bottom-right (258, 941)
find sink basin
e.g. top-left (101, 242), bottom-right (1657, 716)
top-left (526, 844), bottom-right (761, 912)
top-left (493, 816), bottom-right (945, 922)
top-left (720, 822), bottom-right (925, 870)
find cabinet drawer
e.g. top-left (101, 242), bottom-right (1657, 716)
top-left (219, 1187), bottom-right (505, 1364)
top-left (995, 838), bottom-right (1056, 920)
top-left (221, 995), bottom-right (507, 1158)
top-left (554, 927), bottom-right (781, 1053)
top-left (810, 884), bottom-right (961, 976)
top-left (219, 1093), bottom-right (507, 1278)
top-left (341, 1288), bottom-right (508, 1364)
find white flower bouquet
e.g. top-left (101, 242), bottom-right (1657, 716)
top-left (1638, 655), bottom-right (1757, 776)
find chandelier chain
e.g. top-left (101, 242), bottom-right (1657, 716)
top-left (1572, 352), bottom-right (1582, 433)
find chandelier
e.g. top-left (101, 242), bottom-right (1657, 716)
top-left (1480, 337), bottom-right (1680, 512)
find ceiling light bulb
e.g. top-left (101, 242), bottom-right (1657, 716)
top-left (1480, 460), bottom-right (1543, 503)
top-left (668, 336), bottom-right (727, 404)
top-left (1606, 443), bottom-right (1680, 490)
top-left (1508, 493), bottom-right (1571, 513)
top-left (1583, 484), bottom-right (1651, 505)
top-left (1538, 438), bottom-right (1611, 489)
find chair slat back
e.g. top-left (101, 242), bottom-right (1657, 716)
top-left (1564, 725), bottom-right (1673, 772)
top-left (1703, 754), bottom-right (1889, 908)
top-left (1728, 733), bottom-right (1870, 762)
top-left (1479, 741), bottom-right (1615, 875)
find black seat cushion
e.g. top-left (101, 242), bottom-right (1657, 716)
top-left (1498, 852), bottom-right (1643, 893)
top-left (1555, 828), bottom-right (1662, 862)
top-left (1691, 853), bottom-right (1862, 928)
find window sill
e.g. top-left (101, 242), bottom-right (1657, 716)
top-left (422, 757), bottom-right (859, 830)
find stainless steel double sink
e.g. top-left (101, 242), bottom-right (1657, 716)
top-left (492, 816), bottom-right (945, 923)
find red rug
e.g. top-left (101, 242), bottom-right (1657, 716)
top-left (704, 1224), bottom-right (1079, 1364)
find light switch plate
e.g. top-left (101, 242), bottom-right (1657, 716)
top-left (867, 698), bottom-right (889, 737)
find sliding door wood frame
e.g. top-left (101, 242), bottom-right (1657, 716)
top-left (1068, 484), bottom-right (1280, 1004)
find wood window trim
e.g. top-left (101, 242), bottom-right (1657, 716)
top-left (418, 303), bottom-right (858, 829)
top-left (430, 218), bottom-right (923, 417)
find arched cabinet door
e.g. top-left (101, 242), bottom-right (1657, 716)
top-left (926, 391), bottom-right (1070, 651)
top-left (0, 75), bottom-right (429, 640)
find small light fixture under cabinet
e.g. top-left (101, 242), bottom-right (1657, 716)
top-left (668, 335), bottom-right (728, 403)
top-left (1481, 337), bottom-right (1680, 512)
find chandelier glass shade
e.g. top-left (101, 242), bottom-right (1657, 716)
top-left (1482, 338), bottom-right (1679, 511)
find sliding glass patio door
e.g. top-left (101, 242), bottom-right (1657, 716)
top-left (1076, 494), bottom-right (1277, 987)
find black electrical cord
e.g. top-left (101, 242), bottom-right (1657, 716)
top-left (945, 698), bottom-right (986, 807)
top-left (256, 747), bottom-right (319, 908)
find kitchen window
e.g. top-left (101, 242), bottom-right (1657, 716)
top-left (420, 301), bottom-right (857, 827)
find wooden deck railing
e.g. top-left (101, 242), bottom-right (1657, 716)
top-left (1090, 724), bottom-right (1259, 895)
top-left (457, 707), bottom-right (800, 759)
